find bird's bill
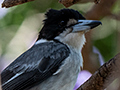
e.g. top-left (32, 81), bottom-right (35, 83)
top-left (72, 20), bottom-right (102, 33)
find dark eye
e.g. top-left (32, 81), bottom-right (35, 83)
top-left (59, 21), bottom-right (65, 27)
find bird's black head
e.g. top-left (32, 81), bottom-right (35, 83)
top-left (37, 9), bottom-right (85, 40)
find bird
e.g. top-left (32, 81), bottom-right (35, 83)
top-left (1, 9), bottom-right (101, 90)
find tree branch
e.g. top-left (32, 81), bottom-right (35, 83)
top-left (1, 0), bottom-right (101, 8)
top-left (2, 0), bottom-right (34, 8)
top-left (77, 53), bottom-right (120, 90)
top-left (59, 0), bottom-right (101, 7)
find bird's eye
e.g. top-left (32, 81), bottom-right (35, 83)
top-left (59, 21), bottom-right (65, 27)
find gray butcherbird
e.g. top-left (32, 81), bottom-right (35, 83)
top-left (1, 9), bottom-right (101, 90)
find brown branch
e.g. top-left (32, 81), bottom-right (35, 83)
top-left (59, 0), bottom-right (101, 7)
top-left (77, 53), bottom-right (120, 90)
top-left (2, 0), bottom-right (34, 8)
top-left (1, 0), bottom-right (101, 8)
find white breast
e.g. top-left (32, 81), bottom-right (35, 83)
top-left (30, 32), bottom-right (85, 90)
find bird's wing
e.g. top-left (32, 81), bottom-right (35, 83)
top-left (1, 41), bottom-right (70, 90)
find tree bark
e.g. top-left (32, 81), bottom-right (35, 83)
top-left (2, 0), bottom-right (34, 8)
top-left (77, 53), bottom-right (120, 90)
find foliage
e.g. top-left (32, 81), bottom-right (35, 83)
top-left (0, 0), bottom-right (120, 71)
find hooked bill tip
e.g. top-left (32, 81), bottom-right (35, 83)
top-left (89, 21), bottom-right (102, 29)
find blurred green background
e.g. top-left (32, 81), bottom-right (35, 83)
top-left (0, 0), bottom-right (120, 90)
top-left (0, 0), bottom-right (120, 73)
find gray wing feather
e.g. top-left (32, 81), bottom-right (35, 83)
top-left (1, 41), bottom-right (70, 90)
